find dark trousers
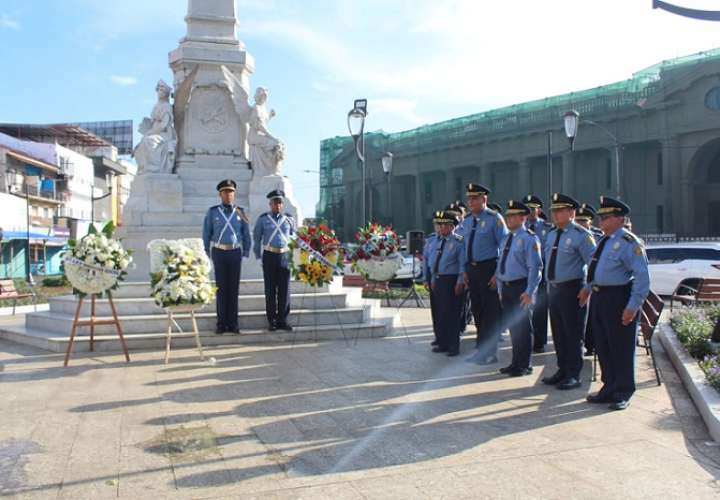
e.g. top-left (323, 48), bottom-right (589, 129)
top-left (432, 275), bottom-right (462, 353)
top-left (548, 279), bottom-right (586, 380)
top-left (262, 251), bottom-right (291, 325)
top-left (212, 247), bottom-right (242, 330)
top-left (531, 281), bottom-right (548, 348)
top-left (583, 301), bottom-right (594, 352)
top-left (429, 289), bottom-right (439, 343)
top-left (590, 284), bottom-right (637, 401)
top-left (467, 259), bottom-right (502, 358)
top-left (500, 279), bottom-right (532, 370)
top-left (459, 289), bottom-right (472, 332)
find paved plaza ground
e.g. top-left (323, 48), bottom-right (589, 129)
top-left (1, 309), bottom-right (720, 499)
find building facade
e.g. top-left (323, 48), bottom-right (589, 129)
top-left (318, 49), bottom-right (720, 240)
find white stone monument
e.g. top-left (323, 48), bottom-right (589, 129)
top-left (120, 0), bottom-right (302, 280)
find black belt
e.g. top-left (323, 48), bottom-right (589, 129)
top-left (548, 279), bottom-right (583, 289)
top-left (502, 278), bottom-right (527, 287)
top-left (469, 258), bottom-right (497, 267)
top-left (591, 282), bottom-right (632, 293)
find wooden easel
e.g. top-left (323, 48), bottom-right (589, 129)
top-left (63, 293), bottom-right (130, 367)
top-left (164, 308), bottom-right (205, 364)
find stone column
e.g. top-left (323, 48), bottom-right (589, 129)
top-left (517, 159), bottom-right (531, 196)
top-left (662, 136), bottom-right (682, 235)
top-left (414, 174), bottom-right (423, 230)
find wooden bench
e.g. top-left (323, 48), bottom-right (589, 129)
top-left (670, 278), bottom-right (720, 311)
top-left (592, 290), bottom-right (663, 386)
top-left (0, 279), bottom-right (37, 315)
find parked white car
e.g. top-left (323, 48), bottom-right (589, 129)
top-left (646, 242), bottom-right (720, 296)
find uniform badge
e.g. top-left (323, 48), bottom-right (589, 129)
top-left (613, 242), bottom-right (621, 250)
top-left (496, 218), bottom-right (503, 227)
top-left (634, 246), bottom-right (643, 256)
top-left (565, 238), bottom-right (572, 246)
top-left (542, 230), bottom-right (547, 237)
top-left (480, 220), bottom-right (486, 229)
top-left (587, 234), bottom-right (594, 244)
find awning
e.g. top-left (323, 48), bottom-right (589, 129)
top-left (5, 150), bottom-right (59, 173)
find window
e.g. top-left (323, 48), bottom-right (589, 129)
top-left (656, 205), bottom-right (664, 233)
top-left (605, 159), bottom-right (612, 189)
top-left (684, 248), bottom-right (720, 261)
top-left (705, 87), bottom-right (720, 110)
top-left (646, 248), bottom-right (683, 264)
top-left (657, 152), bottom-right (663, 185)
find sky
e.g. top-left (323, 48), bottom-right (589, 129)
top-left (2, 0), bottom-right (720, 217)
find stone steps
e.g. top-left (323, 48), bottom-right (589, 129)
top-left (25, 307), bottom-right (369, 335)
top-left (0, 322), bottom-right (389, 353)
top-left (47, 292), bottom-right (347, 316)
top-left (112, 281), bottom-right (328, 298)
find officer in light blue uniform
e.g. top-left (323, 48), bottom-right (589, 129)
top-left (524, 194), bottom-right (554, 353)
top-left (423, 228), bottom-right (440, 347)
top-left (581, 196), bottom-right (650, 411)
top-left (446, 202), bottom-right (471, 332)
top-left (460, 184), bottom-right (508, 364)
top-left (202, 179), bottom-right (251, 335)
top-left (541, 193), bottom-right (596, 390)
top-left (253, 190), bottom-right (296, 331)
top-left (496, 200), bottom-right (542, 376)
top-left (423, 210), bottom-right (466, 356)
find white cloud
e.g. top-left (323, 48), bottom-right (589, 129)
top-left (110, 75), bottom-right (138, 86)
top-left (0, 13), bottom-right (20, 30)
top-left (371, 98), bottom-right (426, 126)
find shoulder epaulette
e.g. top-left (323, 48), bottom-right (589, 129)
top-left (452, 233), bottom-right (464, 242)
top-left (572, 222), bottom-right (590, 234)
top-left (623, 232), bottom-right (640, 244)
top-left (235, 206), bottom-right (250, 223)
top-left (485, 208), bottom-right (497, 216)
top-left (526, 227), bottom-right (536, 236)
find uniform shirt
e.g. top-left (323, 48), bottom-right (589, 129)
top-left (528, 218), bottom-right (553, 247)
top-left (496, 225), bottom-right (543, 298)
top-left (423, 233), bottom-right (465, 285)
top-left (252, 211), bottom-right (295, 259)
top-left (453, 221), bottom-right (466, 238)
top-left (202, 204), bottom-right (251, 257)
top-left (460, 208), bottom-right (508, 266)
top-left (543, 222), bottom-right (596, 284)
top-left (590, 226), bottom-right (604, 243)
top-left (588, 228), bottom-right (650, 312)
top-left (421, 233), bottom-right (437, 284)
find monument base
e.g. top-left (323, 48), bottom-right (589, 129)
top-left (248, 174), bottom-right (303, 225)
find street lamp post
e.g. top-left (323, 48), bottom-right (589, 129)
top-left (381, 152), bottom-right (393, 226)
top-left (347, 99), bottom-right (367, 227)
top-left (564, 110), bottom-right (623, 199)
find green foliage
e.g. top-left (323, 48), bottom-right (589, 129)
top-left (672, 306), bottom-right (720, 393)
top-left (42, 275), bottom-right (69, 287)
top-left (699, 355), bottom-right (720, 392)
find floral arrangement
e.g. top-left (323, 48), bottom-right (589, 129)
top-left (148, 238), bottom-right (215, 310)
top-left (289, 224), bottom-right (343, 287)
top-left (62, 222), bottom-right (132, 296)
top-left (350, 223), bottom-right (403, 282)
top-left (671, 305), bottom-right (720, 392)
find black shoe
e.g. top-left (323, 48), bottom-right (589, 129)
top-left (277, 323), bottom-right (293, 332)
top-left (447, 350), bottom-right (460, 357)
top-left (215, 327), bottom-right (225, 335)
top-left (509, 368), bottom-right (533, 377)
top-left (609, 400), bottom-right (630, 411)
top-left (533, 346), bottom-right (545, 354)
top-left (556, 377), bottom-right (581, 390)
top-left (431, 340), bottom-right (439, 346)
top-left (432, 346), bottom-right (448, 353)
top-left (586, 392), bottom-right (613, 404)
top-left (499, 365), bottom-right (515, 374)
top-left (229, 328), bottom-right (240, 335)
top-left (584, 349), bottom-right (595, 357)
top-left (541, 372), bottom-right (565, 385)
top-left (268, 323), bottom-right (277, 332)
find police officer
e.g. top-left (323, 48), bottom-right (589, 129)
top-left (423, 223), bottom-right (439, 347)
top-left (496, 200), bottom-right (542, 376)
top-left (580, 197), bottom-right (650, 410)
top-left (541, 194), bottom-right (596, 390)
top-left (423, 210), bottom-right (466, 357)
top-left (524, 194), bottom-right (554, 353)
top-left (576, 202), bottom-right (603, 356)
top-left (446, 202), bottom-right (470, 333)
top-left (202, 180), bottom-right (251, 334)
top-left (461, 184), bottom-right (508, 365)
top-left (253, 190), bottom-right (296, 331)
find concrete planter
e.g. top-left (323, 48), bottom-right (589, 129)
top-left (658, 321), bottom-right (720, 442)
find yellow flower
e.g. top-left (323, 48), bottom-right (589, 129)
top-left (300, 251), bottom-right (309, 265)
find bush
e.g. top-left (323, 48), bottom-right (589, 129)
top-left (672, 306), bottom-right (720, 393)
top-left (42, 275), bottom-right (69, 287)
top-left (699, 355), bottom-right (720, 392)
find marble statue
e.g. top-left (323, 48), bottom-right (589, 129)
top-left (134, 80), bottom-right (177, 174)
top-left (248, 87), bottom-right (285, 177)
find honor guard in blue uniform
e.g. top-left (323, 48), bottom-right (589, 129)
top-left (496, 200), bottom-right (543, 376)
top-left (581, 197), bottom-right (650, 410)
top-left (423, 211), bottom-right (466, 356)
top-left (524, 194), bottom-right (554, 353)
top-left (541, 194), bottom-right (596, 390)
top-left (575, 202), bottom-right (603, 356)
top-left (460, 184), bottom-right (508, 364)
top-left (202, 179), bottom-right (251, 334)
top-left (253, 190), bottom-right (296, 331)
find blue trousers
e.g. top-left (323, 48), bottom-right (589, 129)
top-left (212, 247), bottom-right (242, 330)
top-left (262, 251), bottom-right (291, 326)
top-left (548, 279), bottom-right (586, 380)
top-left (501, 278), bottom-right (532, 370)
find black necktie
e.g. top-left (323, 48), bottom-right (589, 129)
top-left (547, 229), bottom-right (563, 282)
top-left (467, 217), bottom-right (477, 263)
top-left (587, 236), bottom-right (609, 284)
top-left (433, 238), bottom-right (446, 275)
top-left (499, 233), bottom-right (514, 275)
